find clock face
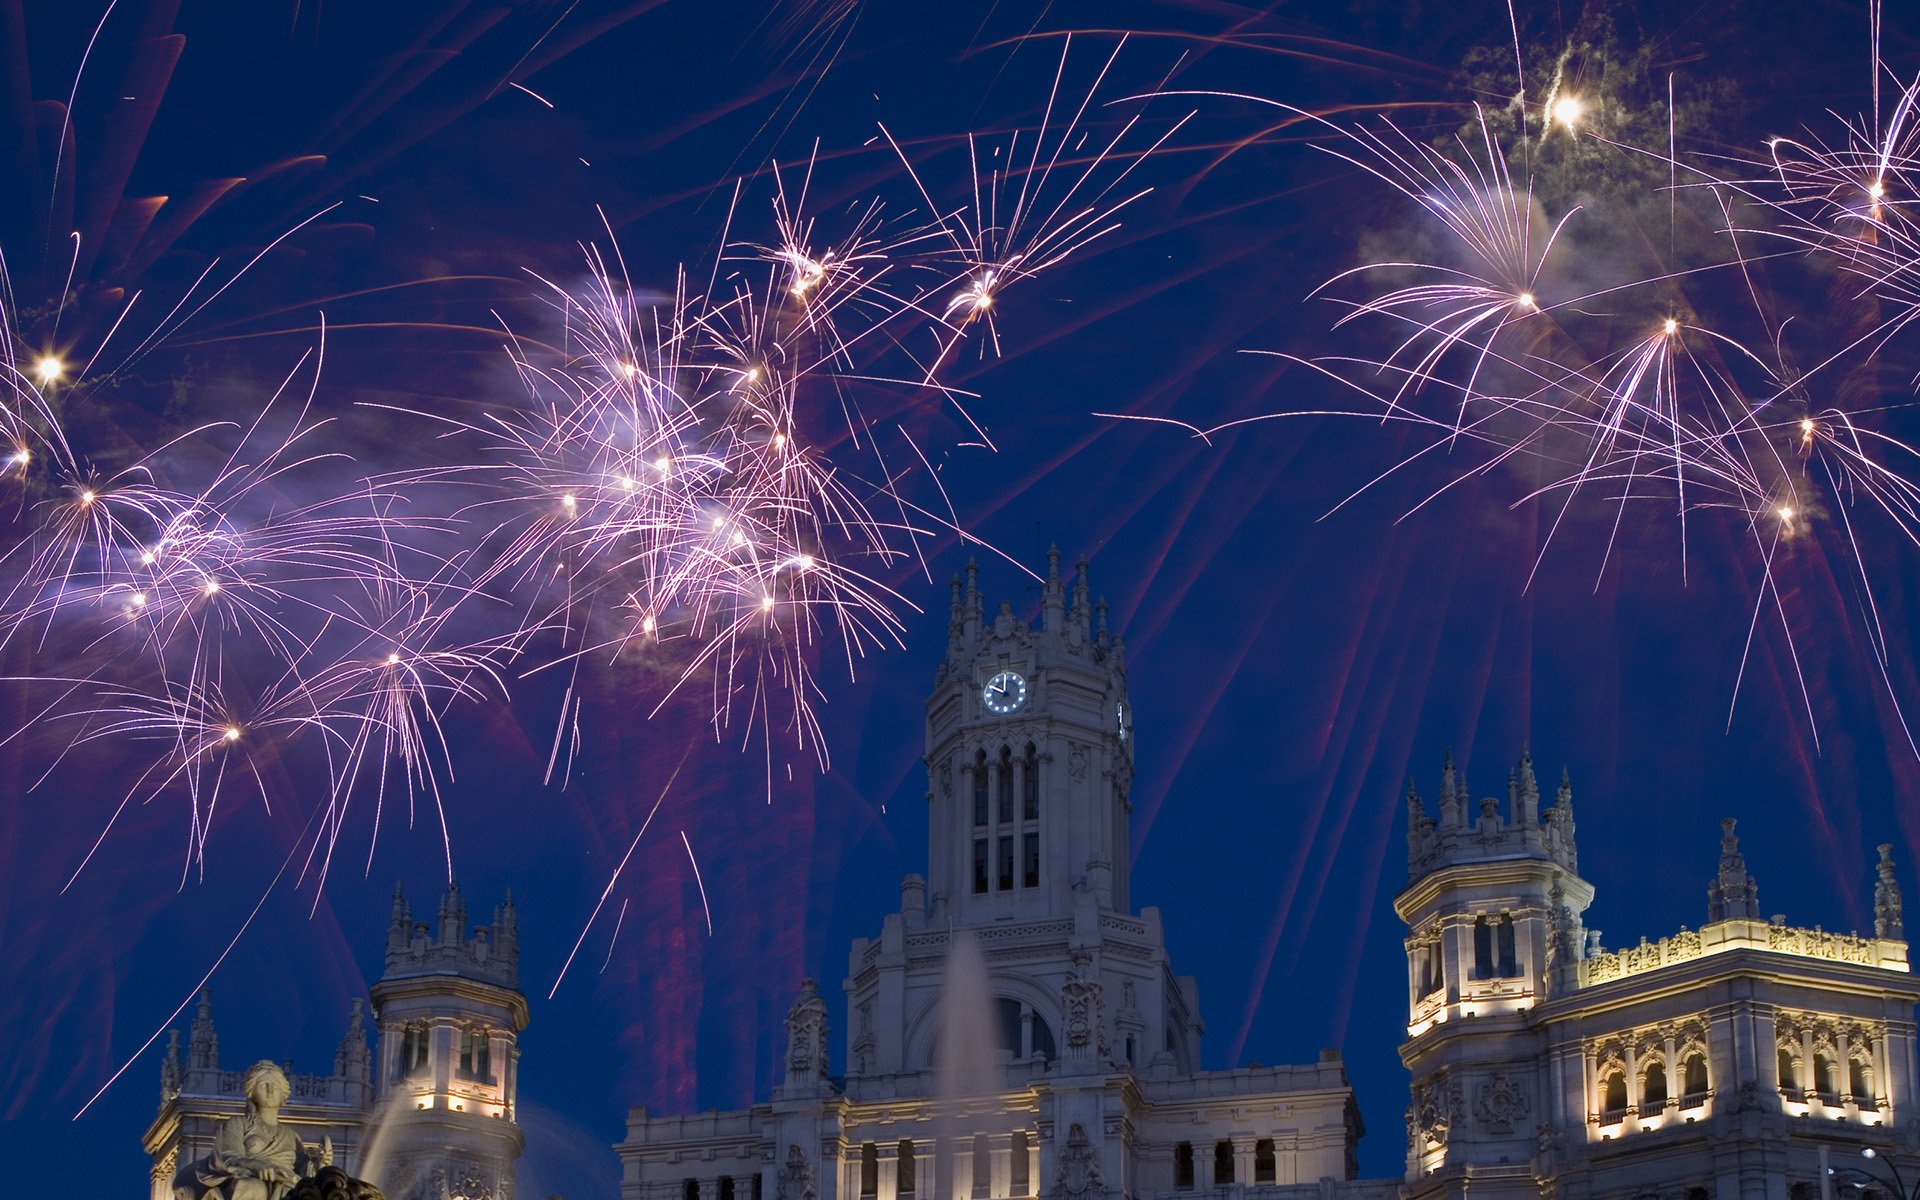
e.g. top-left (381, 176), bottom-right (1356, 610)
top-left (982, 670), bottom-right (1027, 714)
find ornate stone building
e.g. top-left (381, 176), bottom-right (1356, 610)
top-left (615, 552), bottom-right (1389, 1200)
top-left (1398, 754), bottom-right (1920, 1199)
top-left (143, 882), bottom-right (528, 1200)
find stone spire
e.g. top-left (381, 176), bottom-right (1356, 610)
top-left (1096, 596), bottom-right (1110, 647)
top-left (1407, 781), bottom-right (1435, 867)
top-left (1876, 844), bottom-right (1905, 940)
top-left (1072, 557), bottom-right (1092, 643)
top-left (964, 559), bottom-right (983, 640)
top-left (438, 879), bottom-right (467, 945)
top-left (161, 1029), bottom-right (181, 1103)
top-left (1044, 544), bottom-right (1065, 632)
top-left (389, 882), bottom-right (412, 956)
top-left (495, 887), bottom-right (519, 962)
top-left (949, 574), bottom-right (966, 653)
top-left (188, 991), bottom-right (218, 1070)
top-left (335, 998), bottom-right (371, 1083)
top-left (1545, 768), bottom-right (1577, 872)
top-left (1707, 818), bottom-right (1761, 922)
top-left (1510, 748), bottom-right (1540, 826)
top-left (1438, 750), bottom-right (1462, 828)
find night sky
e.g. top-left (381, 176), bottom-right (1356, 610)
top-left (3, 0), bottom-right (1919, 1193)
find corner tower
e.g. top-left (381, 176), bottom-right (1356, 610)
top-left (924, 548), bottom-right (1133, 923)
top-left (373, 881), bottom-right (528, 1200)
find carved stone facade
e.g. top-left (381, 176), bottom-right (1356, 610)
top-left (141, 885), bottom-right (527, 1200)
top-left (1398, 749), bottom-right (1920, 1200)
top-left (615, 555), bottom-right (1389, 1200)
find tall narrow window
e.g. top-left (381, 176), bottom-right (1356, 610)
top-left (898, 1141), bottom-right (916, 1198)
top-left (1496, 914), bottom-right (1518, 977)
top-left (1213, 1141), bottom-right (1235, 1185)
top-left (721, 1180), bottom-right (736, 1200)
top-left (1022, 834), bottom-right (1039, 889)
top-left (1683, 1054), bottom-right (1709, 1101)
top-left (1642, 1062), bottom-right (1668, 1109)
top-left (684, 1181), bottom-right (699, 1200)
top-left (997, 747), bottom-right (1014, 824)
top-left (973, 839), bottom-right (989, 895)
top-left (1814, 1054), bottom-right (1836, 1099)
top-left (996, 998), bottom-right (1023, 1056)
top-left (1010, 1132), bottom-right (1029, 1196)
top-left (998, 836), bottom-right (1014, 892)
top-left (1851, 1058), bottom-right (1875, 1105)
top-left (1473, 916), bottom-right (1494, 979)
top-left (753, 1176), bottom-right (763, 1200)
top-left (972, 1134), bottom-right (990, 1198)
top-left (1022, 745), bottom-right (1039, 820)
top-left (974, 753), bottom-right (989, 827)
top-left (860, 1143), bottom-right (878, 1199)
top-left (1173, 1143), bottom-right (1194, 1191)
top-left (1778, 1048), bottom-right (1799, 1091)
top-left (1601, 1072), bottom-right (1627, 1117)
top-left (1254, 1140), bottom-right (1275, 1184)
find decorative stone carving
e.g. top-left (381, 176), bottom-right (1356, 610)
top-left (1411, 1076), bottom-right (1461, 1146)
top-left (1477, 1070), bottom-right (1530, 1133)
top-left (1055, 1123), bottom-right (1103, 1200)
top-left (1061, 963), bottom-right (1106, 1055)
top-left (776, 1146), bottom-right (816, 1200)
top-left (786, 979), bottom-right (830, 1079)
top-left (1068, 743), bottom-right (1090, 782)
top-left (853, 1001), bottom-right (876, 1076)
top-left (940, 758), bottom-right (953, 799)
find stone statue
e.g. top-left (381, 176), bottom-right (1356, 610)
top-left (775, 1145), bottom-right (816, 1200)
top-left (174, 1061), bottom-right (382, 1200)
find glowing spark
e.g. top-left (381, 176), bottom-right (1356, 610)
top-left (202, 580), bottom-right (220, 596)
top-left (1870, 180), bottom-right (1886, 200)
top-left (1663, 317), bottom-right (1679, 336)
top-left (79, 490), bottom-right (95, 505)
top-left (760, 595), bottom-right (775, 612)
top-left (561, 493), bottom-right (577, 511)
top-left (1778, 506), bottom-right (1796, 521)
top-left (34, 355), bottom-right (64, 386)
top-left (641, 615), bottom-right (656, 635)
top-left (387, 653), bottom-right (401, 666)
top-left (1516, 293), bottom-right (1535, 309)
top-left (223, 726), bottom-right (241, 743)
top-left (1551, 95), bottom-right (1584, 130)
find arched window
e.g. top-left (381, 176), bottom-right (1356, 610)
top-left (1813, 1054), bottom-right (1837, 1100)
top-left (1601, 1071), bottom-right (1628, 1119)
top-left (972, 1134), bottom-right (990, 1198)
top-left (1011, 1131), bottom-right (1030, 1196)
top-left (860, 1144), bottom-right (878, 1199)
top-left (898, 1141), bottom-right (917, 1198)
top-left (1213, 1141), bottom-right (1235, 1185)
top-left (1642, 1061), bottom-right (1668, 1110)
top-left (1031, 1014), bottom-right (1057, 1061)
top-left (1851, 1056), bottom-right (1876, 1106)
top-left (1473, 917), bottom-right (1494, 979)
top-left (973, 752), bottom-right (989, 827)
top-left (1173, 1143), bottom-right (1194, 1191)
top-left (1681, 1053), bottom-right (1709, 1106)
top-left (1254, 1139), bottom-right (1276, 1184)
top-left (996, 999), bottom-right (1023, 1056)
top-left (1496, 914), bottom-right (1518, 977)
top-left (1022, 744), bottom-right (1039, 820)
top-left (997, 747), bottom-right (1015, 824)
top-left (1778, 1048), bottom-right (1798, 1092)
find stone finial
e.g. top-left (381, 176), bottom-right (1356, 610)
top-left (1876, 844), bottom-right (1905, 940)
top-left (784, 978), bottom-right (830, 1087)
top-left (1707, 818), bottom-right (1761, 922)
top-left (949, 574), bottom-right (966, 648)
top-left (188, 991), bottom-right (219, 1071)
top-left (1096, 596), bottom-right (1109, 646)
top-left (1438, 749), bottom-right (1461, 828)
top-left (336, 999), bottom-right (371, 1082)
top-left (1544, 767), bottom-right (1577, 872)
top-left (388, 884), bottom-right (412, 955)
top-left (162, 1029), bottom-right (181, 1102)
top-left (1512, 748), bottom-right (1539, 826)
top-left (964, 559), bottom-right (982, 630)
top-left (1045, 545), bottom-right (1065, 632)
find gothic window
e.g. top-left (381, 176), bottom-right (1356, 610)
top-left (721, 1180), bottom-right (736, 1200)
top-left (1173, 1143), bottom-right (1195, 1191)
top-left (1213, 1141), bottom-right (1234, 1185)
top-left (684, 1181), bottom-right (700, 1200)
top-left (997, 747), bottom-right (1014, 824)
top-left (1682, 1053), bottom-right (1709, 1105)
top-left (1642, 1061), bottom-right (1668, 1109)
top-left (1254, 1140), bottom-right (1275, 1184)
top-left (1011, 1131), bottom-right (1030, 1196)
top-left (998, 836), bottom-right (1014, 892)
top-left (1851, 1056), bottom-right (1876, 1106)
top-left (860, 1144), bottom-right (878, 1198)
top-left (973, 839), bottom-right (989, 895)
top-left (1473, 917), bottom-right (1494, 979)
top-left (1600, 1070), bottom-right (1628, 1119)
top-left (898, 1141), bottom-right (917, 1197)
top-left (1778, 1047), bottom-right (1799, 1092)
top-left (1022, 834), bottom-right (1039, 889)
top-left (974, 752), bottom-right (989, 827)
top-left (1022, 745), bottom-right (1039, 820)
top-left (971, 1134), bottom-right (990, 1198)
top-left (1496, 914), bottom-right (1518, 977)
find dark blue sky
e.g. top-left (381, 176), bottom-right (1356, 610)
top-left (2, 0), bottom-right (1917, 1191)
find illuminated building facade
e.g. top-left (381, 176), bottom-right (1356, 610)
top-left (142, 883), bottom-right (527, 1200)
top-left (1399, 758), bottom-right (1920, 1199)
top-left (615, 552), bottom-right (1385, 1200)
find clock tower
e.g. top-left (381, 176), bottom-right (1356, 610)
top-left (924, 547), bottom-right (1133, 926)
